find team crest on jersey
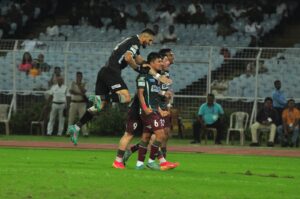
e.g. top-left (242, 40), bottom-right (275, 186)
top-left (151, 85), bottom-right (160, 92)
top-left (161, 84), bottom-right (168, 89)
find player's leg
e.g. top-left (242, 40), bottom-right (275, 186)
top-left (68, 69), bottom-right (108, 144)
top-left (136, 131), bottom-right (151, 170)
top-left (113, 132), bottom-right (134, 169)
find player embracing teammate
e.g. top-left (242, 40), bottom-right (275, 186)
top-left (113, 49), bottom-right (178, 170)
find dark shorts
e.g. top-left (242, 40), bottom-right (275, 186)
top-left (141, 112), bottom-right (165, 133)
top-left (95, 67), bottom-right (128, 97)
top-left (125, 109), bottom-right (143, 135)
top-left (163, 115), bottom-right (171, 128)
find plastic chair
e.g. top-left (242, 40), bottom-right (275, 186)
top-left (226, 112), bottom-right (249, 145)
top-left (0, 104), bottom-right (10, 135)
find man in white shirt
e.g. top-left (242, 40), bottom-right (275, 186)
top-left (157, 6), bottom-right (177, 25)
top-left (46, 76), bottom-right (68, 136)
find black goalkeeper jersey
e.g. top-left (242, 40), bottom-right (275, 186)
top-left (105, 35), bottom-right (141, 74)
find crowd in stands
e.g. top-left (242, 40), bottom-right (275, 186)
top-left (0, 0), bottom-right (58, 39)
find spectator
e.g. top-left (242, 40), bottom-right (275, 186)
top-left (18, 52), bottom-right (33, 74)
top-left (190, 4), bottom-right (207, 25)
top-left (276, 0), bottom-right (288, 18)
top-left (46, 18), bottom-right (59, 38)
top-left (33, 53), bottom-right (51, 72)
top-left (46, 76), bottom-right (68, 136)
top-left (162, 25), bottom-right (177, 44)
top-left (48, 66), bottom-right (62, 88)
top-left (156, 0), bottom-right (171, 12)
top-left (244, 18), bottom-right (263, 46)
top-left (272, 80), bottom-right (286, 125)
top-left (220, 46), bottom-right (231, 59)
top-left (230, 4), bottom-right (246, 19)
top-left (106, 4), bottom-right (127, 32)
top-left (152, 24), bottom-right (164, 44)
top-left (188, 0), bottom-right (204, 16)
top-left (68, 7), bottom-right (80, 26)
top-left (250, 97), bottom-right (278, 147)
top-left (131, 4), bottom-right (150, 26)
top-left (156, 5), bottom-right (177, 26)
top-left (67, 72), bottom-right (88, 136)
top-left (212, 6), bottom-right (237, 39)
top-left (277, 99), bottom-right (300, 147)
top-left (176, 6), bottom-right (190, 26)
top-left (29, 64), bottom-right (41, 78)
top-left (20, 36), bottom-right (45, 51)
top-left (191, 94), bottom-right (224, 144)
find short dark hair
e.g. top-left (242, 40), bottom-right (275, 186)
top-left (76, 71), bottom-right (82, 75)
top-left (207, 93), bottom-right (215, 98)
top-left (274, 80), bottom-right (281, 85)
top-left (264, 97), bottom-right (273, 103)
top-left (288, 98), bottom-right (295, 103)
top-left (147, 52), bottom-right (161, 63)
top-left (159, 48), bottom-right (172, 57)
top-left (141, 28), bottom-right (156, 36)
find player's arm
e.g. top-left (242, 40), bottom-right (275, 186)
top-left (137, 88), bottom-right (152, 115)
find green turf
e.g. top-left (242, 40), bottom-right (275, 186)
top-left (0, 148), bottom-right (299, 199)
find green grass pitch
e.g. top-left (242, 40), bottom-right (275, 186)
top-left (0, 147), bottom-right (299, 199)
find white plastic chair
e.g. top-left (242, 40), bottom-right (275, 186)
top-left (226, 112), bottom-right (249, 145)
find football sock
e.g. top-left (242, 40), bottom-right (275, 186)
top-left (137, 141), bottom-right (148, 162)
top-left (130, 143), bottom-right (140, 153)
top-left (157, 150), bottom-right (166, 163)
top-left (76, 111), bottom-right (93, 127)
top-left (161, 147), bottom-right (167, 158)
top-left (149, 140), bottom-right (161, 161)
top-left (115, 149), bottom-right (125, 163)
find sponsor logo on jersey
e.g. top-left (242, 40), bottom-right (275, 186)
top-left (149, 78), bottom-right (156, 83)
top-left (151, 85), bottom-right (160, 92)
top-left (111, 84), bottom-right (121, 89)
top-left (161, 84), bottom-right (169, 90)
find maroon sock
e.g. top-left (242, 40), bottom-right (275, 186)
top-left (130, 143), bottom-right (140, 153)
top-left (150, 141), bottom-right (161, 160)
top-left (137, 141), bottom-right (148, 162)
top-left (161, 147), bottom-right (167, 158)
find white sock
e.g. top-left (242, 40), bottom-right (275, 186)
top-left (148, 158), bottom-right (155, 164)
top-left (158, 157), bottom-right (167, 164)
top-left (74, 124), bottom-right (80, 131)
top-left (136, 161), bottom-right (144, 167)
top-left (115, 156), bottom-right (123, 163)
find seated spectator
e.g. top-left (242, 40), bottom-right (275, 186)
top-left (220, 46), bottom-right (231, 59)
top-left (176, 6), bottom-right (190, 26)
top-left (18, 52), bottom-right (33, 74)
top-left (68, 7), bottom-right (80, 26)
top-left (188, 0), bottom-right (204, 16)
top-left (153, 24), bottom-right (164, 44)
top-left (131, 4), bottom-right (150, 26)
top-left (190, 4), bottom-right (207, 25)
top-left (29, 64), bottom-right (41, 77)
top-left (48, 66), bottom-right (62, 88)
top-left (162, 25), bottom-right (177, 44)
top-left (277, 99), bottom-right (300, 147)
top-left (156, 5), bottom-right (177, 26)
top-left (212, 6), bottom-right (237, 39)
top-left (33, 53), bottom-right (51, 72)
top-left (230, 4), bottom-right (246, 19)
top-left (156, 0), bottom-right (172, 12)
top-left (191, 93), bottom-right (224, 144)
top-left (106, 4), bottom-right (127, 32)
top-left (250, 97), bottom-right (278, 147)
top-left (244, 18), bottom-right (263, 46)
top-left (46, 18), bottom-right (60, 39)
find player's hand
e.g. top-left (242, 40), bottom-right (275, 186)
top-left (158, 107), bottom-right (170, 117)
top-left (159, 75), bottom-right (172, 85)
top-left (144, 108), bottom-right (153, 115)
top-left (141, 63), bottom-right (151, 68)
top-left (164, 91), bottom-right (173, 99)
